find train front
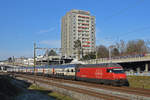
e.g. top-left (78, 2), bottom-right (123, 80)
top-left (111, 68), bottom-right (129, 86)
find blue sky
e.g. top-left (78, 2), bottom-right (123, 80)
top-left (0, 0), bottom-right (150, 60)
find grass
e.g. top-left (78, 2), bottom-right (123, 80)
top-left (28, 84), bottom-right (74, 100)
top-left (127, 76), bottom-right (150, 89)
top-left (48, 92), bottom-right (73, 100)
top-left (28, 84), bottom-right (45, 90)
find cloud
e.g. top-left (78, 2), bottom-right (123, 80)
top-left (39, 40), bottom-right (61, 48)
top-left (37, 27), bottom-right (55, 34)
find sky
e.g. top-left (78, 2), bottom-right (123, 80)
top-left (0, 0), bottom-right (150, 60)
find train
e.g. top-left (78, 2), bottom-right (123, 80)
top-left (7, 63), bottom-right (129, 86)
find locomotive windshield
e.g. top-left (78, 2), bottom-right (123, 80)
top-left (107, 63), bottom-right (121, 67)
top-left (112, 69), bottom-right (124, 73)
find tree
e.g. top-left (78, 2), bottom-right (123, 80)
top-left (45, 50), bottom-right (57, 56)
top-left (95, 39), bottom-right (149, 59)
top-left (74, 39), bottom-right (81, 60)
top-left (82, 52), bottom-right (96, 60)
top-left (126, 39), bottom-right (147, 55)
top-left (97, 45), bottom-right (109, 58)
top-left (111, 48), bottom-right (120, 57)
top-left (116, 40), bottom-right (125, 56)
top-left (146, 40), bottom-right (150, 53)
top-left (8, 57), bottom-right (12, 62)
top-left (136, 40), bottom-right (147, 53)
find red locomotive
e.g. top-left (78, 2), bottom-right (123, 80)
top-left (76, 63), bottom-right (129, 86)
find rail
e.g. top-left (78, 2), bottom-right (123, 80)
top-left (13, 73), bottom-right (128, 100)
top-left (13, 73), bottom-right (150, 100)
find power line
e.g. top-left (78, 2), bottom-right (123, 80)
top-left (96, 25), bottom-right (150, 46)
top-left (96, 0), bottom-right (146, 44)
top-left (103, 0), bottom-right (144, 22)
top-left (118, 26), bottom-right (150, 40)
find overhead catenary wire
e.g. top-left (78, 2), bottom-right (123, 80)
top-left (96, 0), bottom-right (146, 44)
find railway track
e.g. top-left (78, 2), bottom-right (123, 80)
top-left (33, 74), bottom-right (150, 97)
top-left (54, 77), bottom-right (150, 97)
top-left (12, 73), bottom-right (129, 100)
top-left (12, 73), bottom-right (150, 100)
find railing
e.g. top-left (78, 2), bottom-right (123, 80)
top-left (83, 55), bottom-right (150, 64)
top-left (126, 72), bottom-right (150, 76)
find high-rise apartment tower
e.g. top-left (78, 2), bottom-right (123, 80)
top-left (61, 9), bottom-right (95, 59)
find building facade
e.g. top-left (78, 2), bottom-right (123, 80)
top-left (61, 9), bottom-right (95, 59)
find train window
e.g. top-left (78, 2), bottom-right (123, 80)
top-left (108, 63), bottom-right (121, 67)
top-left (107, 69), bottom-right (112, 73)
top-left (77, 69), bottom-right (80, 72)
top-left (112, 69), bottom-right (124, 73)
top-left (67, 69), bottom-right (69, 72)
top-left (71, 69), bottom-right (74, 72)
top-left (106, 69), bottom-right (109, 73)
top-left (110, 70), bottom-right (112, 73)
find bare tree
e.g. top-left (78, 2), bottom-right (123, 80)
top-left (136, 40), bottom-right (147, 53)
top-left (116, 40), bottom-right (126, 56)
top-left (48, 50), bottom-right (57, 56)
top-left (111, 47), bottom-right (120, 57)
top-left (146, 40), bottom-right (150, 53)
top-left (82, 52), bottom-right (96, 60)
top-left (74, 39), bottom-right (81, 60)
top-left (126, 39), bottom-right (147, 55)
top-left (96, 39), bottom-right (149, 59)
top-left (8, 57), bottom-right (13, 63)
top-left (97, 45), bottom-right (109, 58)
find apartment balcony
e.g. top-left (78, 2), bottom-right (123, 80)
top-left (82, 45), bottom-right (91, 47)
top-left (84, 41), bottom-right (91, 43)
top-left (78, 15), bottom-right (90, 19)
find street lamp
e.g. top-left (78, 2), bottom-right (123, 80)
top-left (109, 47), bottom-right (111, 62)
top-left (95, 47), bottom-right (98, 59)
top-left (34, 43), bottom-right (36, 83)
top-left (109, 45), bottom-right (115, 63)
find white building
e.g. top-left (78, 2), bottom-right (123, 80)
top-left (61, 9), bottom-right (96, 59)
top-left (15, 57), bottom-right (34, 66)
